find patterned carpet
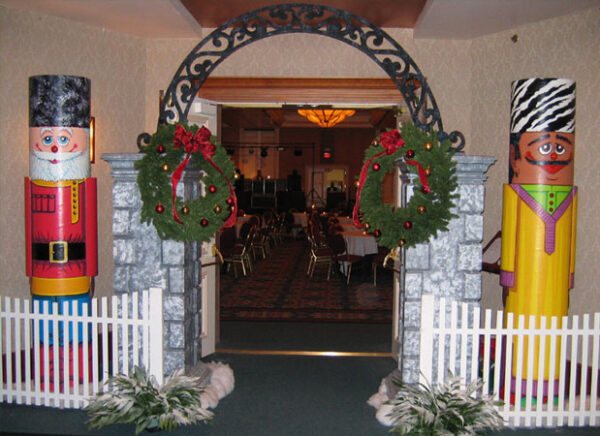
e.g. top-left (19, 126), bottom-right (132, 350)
top-left (219, 238), bottom-right (393, 323)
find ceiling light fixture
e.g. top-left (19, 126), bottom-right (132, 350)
top-left (297, 108), bottom-right (356, 128)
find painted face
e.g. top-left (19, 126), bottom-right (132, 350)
top-left (29, 126), bottom-right (90, 181)
top-left (510, 131), bottom-right (575, 185)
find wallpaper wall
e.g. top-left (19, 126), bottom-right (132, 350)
top-left (0, 6), bottom-right (146, 298)
top-left (469, 9), bottom-right (600, 315)
top-left (1, 5), bottom-right (598, 317)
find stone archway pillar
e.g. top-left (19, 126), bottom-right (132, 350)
top-left (102, 153), bottom-right (209, 379)
top-left (398, 154), bottom-right (495, 384)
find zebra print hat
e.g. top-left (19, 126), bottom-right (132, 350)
top-left (510, 78), bottom-right (575, 133)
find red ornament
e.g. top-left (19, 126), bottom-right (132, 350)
top-left (200, 218), bottom-right (209, 227)
top-left (156, 145), bottom-right (166, 154)
top-left (372, 163), bottom-right (381, 171)
top-left (373, 229), bottom-right (381, 237)
top-left (209, 185), bottom-right (217, 193)
top-left (422, 186), bottom-right (431, 194)
top-left (404, 220), bottom-right (412, 229)
top-left (226, 197), bottom-right (234, 205)
top-left (155, 204), bottom-right (164, 214)
top-left (405, 149), bottom-right (415, 159)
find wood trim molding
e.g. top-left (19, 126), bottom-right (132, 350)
top-left (197, 77), bottom-right (403, 105)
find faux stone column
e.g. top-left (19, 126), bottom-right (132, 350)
top-left (102, 153), bottom-right (204, 376)
top-left (398, 154), bottom-right (495, 384)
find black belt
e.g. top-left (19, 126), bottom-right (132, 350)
top-left (32, 242), bottom-right (85, 263)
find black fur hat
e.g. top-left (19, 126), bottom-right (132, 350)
top-left (29, 75), bottom-right (90, 128)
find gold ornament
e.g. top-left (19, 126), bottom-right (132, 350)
top-left (425, 166), bottom-right (432, 176)
top-left (214, 205), bottom-right (222, 213)
top-left (162, 163), bottom-right (171, 172)
top-left (417, 205), bottom-right (426, 214)
top-left (424, 142), bottom-right (433, 151)
top-left (181, 205), bottom-right (190, 215)
top-left (398, 238), bottom-right (406, 247)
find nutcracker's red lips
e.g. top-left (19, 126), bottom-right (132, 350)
top-left (525, 152), bottom-right (572, 174)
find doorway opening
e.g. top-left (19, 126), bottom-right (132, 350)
top-left (212, 97), bottom-right (398, 356)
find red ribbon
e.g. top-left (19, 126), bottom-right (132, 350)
top-left (352, 130), bottom-right (431, 227)
top-left (353, 130), bottom-right (405, 227)
top-left (171, 125), bottom-right (237, 229)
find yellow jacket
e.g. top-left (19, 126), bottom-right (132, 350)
top-left (500, 184), bottom-right (577, 319)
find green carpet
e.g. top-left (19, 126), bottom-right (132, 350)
top-left (217, 320), bottom-right (392, 353)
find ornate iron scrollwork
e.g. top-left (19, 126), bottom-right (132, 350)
top-left (138, 3), bottom-right (464, 151)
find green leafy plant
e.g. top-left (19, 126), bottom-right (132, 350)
top-left (85, 365), bottom-right (213, 435)
top-left (387, 375), bottom-right (504, 435)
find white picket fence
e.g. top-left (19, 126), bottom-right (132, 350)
top-left (0, 288), bottom-right (163, 409)
top-left (419, 294), bottom-right (600, 428)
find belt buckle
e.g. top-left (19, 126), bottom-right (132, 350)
top-left (49, 240), bottom-right (68, 263)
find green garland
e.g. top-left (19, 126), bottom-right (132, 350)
top-left (356, 122), bottom-right (458, 250)
top-left (136, 123), bottom-right (236, 242)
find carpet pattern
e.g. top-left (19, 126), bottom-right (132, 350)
top-left (219, 239), bottom-right (393, 323)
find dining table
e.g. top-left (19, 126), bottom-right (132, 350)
top-left (340, 229), bottom-right (378, 257)
top-left (292, 212), bottom-right (308, 228)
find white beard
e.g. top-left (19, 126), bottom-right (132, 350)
top-left (30, 149), bottom-right (90, 181)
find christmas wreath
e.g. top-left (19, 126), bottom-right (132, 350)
top-left (136, 123), bottom-right (237, 242)
top-left (353, 122), bottom-right (457, 250)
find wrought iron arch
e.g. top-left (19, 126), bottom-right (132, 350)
top-left (137, 3), bottom-right (464, 151)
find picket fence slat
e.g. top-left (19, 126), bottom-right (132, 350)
top-left (0, 289), bottom-right (163, 409)
top-left (420, 295), bottom-right (600, 428)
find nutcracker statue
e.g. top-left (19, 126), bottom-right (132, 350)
top-left (25, 75), bottom-right (97, 354)
top-left (500, 78), bottom-right (576, 398)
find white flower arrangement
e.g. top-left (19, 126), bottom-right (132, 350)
top-left (85, 365), bottom-right (213, 435)
top-left (385, 375), bottom-right (504, 436)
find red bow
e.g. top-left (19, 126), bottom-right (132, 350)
top-left (380, 130), bottom-right (405, 154)
top-left (170, 125), bottom-right (237, 228)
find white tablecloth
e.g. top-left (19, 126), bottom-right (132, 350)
top-left (341, 230), bottom-right (378, 256)
top-left (292, 212), bottom-right (308, 228)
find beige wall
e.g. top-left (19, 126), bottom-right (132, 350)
top-left (1, 5), bottom-right (598, 317)
top-left (0, 7), bottom-right (146, 298)
top-left (470, 10), bottom-right (600, 315)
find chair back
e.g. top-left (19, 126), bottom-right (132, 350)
top-left (327, 233), bottom-right (347, 256)
top-left (219, 227), bottom-right (236, 255)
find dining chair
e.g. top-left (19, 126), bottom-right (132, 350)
top-left (327, 233), bottom-right (362, 285)
top-left (306, 232), bottom-right (333, 280)
top-left (228, 225), bottom-right (255, 277)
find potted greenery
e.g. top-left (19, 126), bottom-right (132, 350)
top-left (85, 365), bottom-right (213, 435)
top-left (386, 375), bottom-right (504, 435)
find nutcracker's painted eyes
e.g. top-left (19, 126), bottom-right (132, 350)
top-left (57, 136), bottom-right (70, 147)
top-left (42, 135), bottom-right (53, 146)
top-left (556, 144), bottom-right (566, 155)
top-left (538, 143), bottom-right (552, 155)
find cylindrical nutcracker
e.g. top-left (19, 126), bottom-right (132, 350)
top-left (25, 75), bottom-right (97, 347)
top-left (501, 78), bottom-right (576, 399)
